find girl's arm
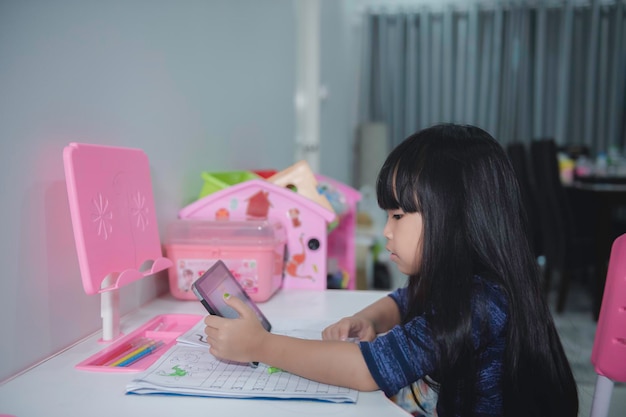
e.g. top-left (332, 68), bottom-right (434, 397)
top-left (257, 334), bottom-right (378, 391)
top-left (322, 295), bottom-right (402, 342)
top-left (204, 296), bottom-right (379, 391)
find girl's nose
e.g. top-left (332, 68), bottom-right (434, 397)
top-left (382, 221), bottom-right (392, 240)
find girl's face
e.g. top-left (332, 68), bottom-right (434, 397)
top-left (383, 208), bottom-right (423, 275)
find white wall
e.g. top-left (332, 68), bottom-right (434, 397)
top-left (0, 0), bottom-right (387, 383)
top-left (319, 0), bottom-right (353, 183)
top-left (3, 0), bottom-right (596, 386)
top-left (1, 0), bottom-right (494, 385)
top-left (0, 0), bottom-right (304, 382)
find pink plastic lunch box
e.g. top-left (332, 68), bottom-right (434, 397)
top-left (165, 219), bottom-right (286, 302)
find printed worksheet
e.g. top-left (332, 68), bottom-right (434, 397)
top-left (176, 318), bottom-right (326, 349)
top-left (125, 344), bottom-right (357, 403)
top-left (130, 319), bottom-right (357, 403)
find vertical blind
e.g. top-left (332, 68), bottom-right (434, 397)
top-left (358, 0), bottom-right (626, 152)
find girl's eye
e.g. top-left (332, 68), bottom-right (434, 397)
top-left (386, 209), bottom-right (405, 220)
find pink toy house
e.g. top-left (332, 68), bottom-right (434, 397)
top-left (179, 179), bottom-right (336, 290)
top-left (265, 160), bottom-right (361, 290)
top-left (316, 174), bottom-right (361, 290)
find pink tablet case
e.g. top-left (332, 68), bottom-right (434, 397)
top-left (63, 143), bottom-right (172, 294)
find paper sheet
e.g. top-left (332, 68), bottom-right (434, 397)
top-left (130, 320), bottom-right (357, 403)
top-left (176, 318), bottom-right (326, 348)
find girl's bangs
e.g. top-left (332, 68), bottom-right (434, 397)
top-left (377, 156), bottom-right (421, 213)
top-left (376, 161), bottom-right (400, 210)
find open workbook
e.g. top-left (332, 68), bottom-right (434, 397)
top-left (125, 319), bottom-right (359, 403)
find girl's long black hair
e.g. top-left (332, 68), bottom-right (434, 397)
top-left (376, 124), bottom-right (578, 416)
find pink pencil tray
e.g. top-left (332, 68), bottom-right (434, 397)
top-left (76, 313), bottom-right (203, 372)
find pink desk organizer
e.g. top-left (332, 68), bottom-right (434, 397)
top-left (75, 314), bottom-right (202, 372)
top-left (590, 233), bottom-right (626, 417)
top-left (179, 179), bottom-right (336, 290)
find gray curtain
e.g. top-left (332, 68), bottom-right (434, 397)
top-left (358, 0), bottom-right (626, 152)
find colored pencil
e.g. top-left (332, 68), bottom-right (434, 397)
top-left (108, 340), bottom-right (157, 367)
top-left (117, 341), bottom-right (164, 367)
top-left (93, 337), bottom-right (148, 367)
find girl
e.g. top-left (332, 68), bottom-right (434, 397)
top-left (203, 124), bottom-right (578, 417)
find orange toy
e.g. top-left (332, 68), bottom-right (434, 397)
top-left (267, 160), bottom-right (337, 222)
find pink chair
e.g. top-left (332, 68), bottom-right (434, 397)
top-left (590, 233), bottom-right (626, 417)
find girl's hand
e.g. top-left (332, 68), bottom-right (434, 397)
top-left (322, 316), bottom-right (377, 342)
top-left (203, 295), bottom-right (269, 363)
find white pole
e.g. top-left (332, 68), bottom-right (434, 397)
top-left (294, 0), bottom-right (320, 172)
top-left (100, 275), bottom-right (120, 341)
top-left (590, 374), bottom-right (615, 417)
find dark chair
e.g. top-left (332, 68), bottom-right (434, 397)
top-left (506, 142), bottom-right (542, 259)
top-left (529, 138), bottom-right (596, 312)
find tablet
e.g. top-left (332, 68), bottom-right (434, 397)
top-left (192, 260), bottom-right (272, 332)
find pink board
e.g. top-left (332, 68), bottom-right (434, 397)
top-left (63, 143), bottom-right (171, 294)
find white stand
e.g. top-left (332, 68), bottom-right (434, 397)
top-left (294, 0), bottom-right (321, 172)
top-left (590, 374), bottom-right (615, 417)
top-left (100, 275), bottom-right (121, 341)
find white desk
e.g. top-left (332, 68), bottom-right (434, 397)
top-left (0, 289), bottom-right (410, 417)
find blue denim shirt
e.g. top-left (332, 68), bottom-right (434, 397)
top-left (359, 277), bottom-right (507, 416)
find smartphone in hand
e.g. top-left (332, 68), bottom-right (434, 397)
top-left (192, 260), bottom-right (272, 367)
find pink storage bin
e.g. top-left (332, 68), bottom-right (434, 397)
top-left (165, 219), bottom-right (286, 302)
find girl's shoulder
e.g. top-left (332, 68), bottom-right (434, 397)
top-left (472, 275), bottom-right (507, 307)
top-left (471, 275), bottom-right (508, 336)
top-left (387, 286), bottom-right (409, 314)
